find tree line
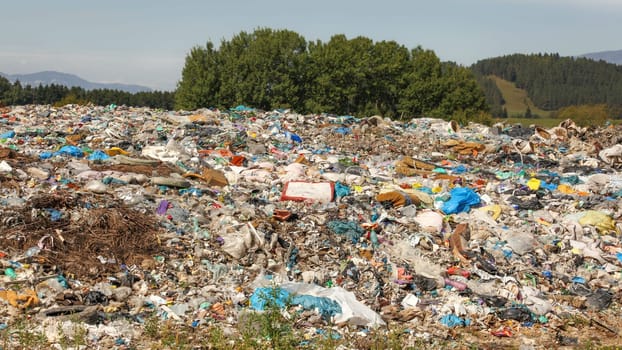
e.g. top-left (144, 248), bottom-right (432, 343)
top-left (175, 28), bottom-right (489, 121)
top-left (0, 77), bottom-right (175, 110)
top-left (4, 35), bottom-right (622, 125)
top-left (471, 53), bottom-right (622, 114)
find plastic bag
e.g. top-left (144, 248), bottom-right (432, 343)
top-left (55, 145), bottom-right (84, 158)
top-left (87, 150), bottom-right (111, 161)
top-left (441, 187), bottom-right (480, 214)
top-left (0, 130), bottom-right (15, 139)
top-left (281, 282), bottom-right (385, 327)
top-left (578, 210), bottom-right (617, 233)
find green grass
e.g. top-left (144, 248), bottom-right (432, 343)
top-left (490, 76), bottom-right (553, 118)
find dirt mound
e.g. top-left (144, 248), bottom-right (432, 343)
top-left (0, 191), bottom-right (164, 279)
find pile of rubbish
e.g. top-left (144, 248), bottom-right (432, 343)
top-left (1, 103), bottom-right (622, 348)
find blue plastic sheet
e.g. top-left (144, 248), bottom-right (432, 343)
top-left (250, 287), bottom-right (342, 319)
top-left (40, 145), bottom-right (85, 159)
top-left (291, 294), bottom-right (341, 318)
top-left (54, 145), bottom-right (84, 158)
top-left (335, 182), bottom-right (350, 198)
top-left (45, 208), bottom-right (62, 221)
top-left (284, 131), bottom-right (302, 143)
top-left (39, 152), bottom-right (53, 160)
top-left (87, 150), bottom-right (110, 161)
top-left (328, 220), bottom-right (364, 244)
top-left (250, 287), bottom-right (290, 310)
top-left (540, 182), bottom-right (558, 191)
top-left (452, 165), bottom-right (467, 174)
top-left (0, 130), bottom-right (16, 139)
top-left (571, 276), bottom-right (586, 284)
top-left (441, 187), bottom-right (480, 214)
top-left (334, 127), bottom-right (351, 135)
top-left (440, 314), bottom-right (471, 327)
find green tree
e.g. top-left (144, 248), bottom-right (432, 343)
top-left (10, 80), bottom-right (24, 105)
top-left (398, 46), bottom-right (444, 117)
top-left (0, 76), bottom-right (12, 105)
top-left (365, 40), bottom-right (411, 117)
top-left (305, 36), bottom-right (413, 118)
top-left (436, 62), bottom-right (488, 118)
top-left (399, 49), bottom-right (487, 119)
top-left (175, 42), bottom-right (221, 110)
top-left (174, 28), bottom-right (492, 120)
top-left (217, 28), bottom-right (307, 110)
top-left (471, 53), bottom-right (622, 110)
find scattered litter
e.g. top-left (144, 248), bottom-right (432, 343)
top-left (0, 104), bottom-right (620, 348)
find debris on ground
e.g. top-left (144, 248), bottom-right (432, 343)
top-left (1, 104), bottom-right (621, 348)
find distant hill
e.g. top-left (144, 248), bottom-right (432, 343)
top-left (471, 53), bottom-right (622, 116)
top-left (580, 49), bottom-right (622, 65)
top-left (0, 70), bottom-right (152, 93)
top-left (489, 76), bottom-right (551, 117)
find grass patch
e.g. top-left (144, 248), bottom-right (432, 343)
top-left (0, 316), bottom-right (49, 350)
top-left (490, 76), bottom-right (553, 118)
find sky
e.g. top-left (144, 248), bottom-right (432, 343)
top-left (2, 0), bottom-right (621, 91)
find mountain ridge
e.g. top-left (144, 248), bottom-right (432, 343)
top-left (579, 49), bottom-right (622, 65)
top-left (0, 70), bottom-right (152, 93)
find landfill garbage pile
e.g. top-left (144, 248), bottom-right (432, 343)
top-left (1, 104), bottom-right (622, 349)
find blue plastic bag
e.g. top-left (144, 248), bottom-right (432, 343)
top-left (290, 294), bottom-right (341, 318)
top-left (284, 131), bottom-right (302, 143)
top-left (540, 182), bottom-right (558, 191)
top-left (441, 187), bottom-right (480, 214)
top-left (0, 130), bottom-right (15, 139)
top-left (440, 314), bottom-right (471, 327)
top-left (334, 127), bottom-right (351, 135)
top-left (250, 287), bottom-right (341, 319)
top-left (54, 145), bottom-right (84, 158)
top-left (87, 150), bottom-right (110, 161)
top-left (39, 152), bottom-right (53, 160)
top-left (250, 287), bottom-right (290, 310)
top-left (452, 165), bottom-right (467, 174)
top-left (45, 208), bottom-right (62, 221)
top-left (328, 220), bottom-right (364, 243)
top-left (335, 182), bottom-right (350, 198)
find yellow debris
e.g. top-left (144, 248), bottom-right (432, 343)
top-left (478, 205), bottom-right (501, 220)
top-left (526, 178), bottom-right (541, 190)
top-left (0, 289), bottom-right (39, 309)
top-left (105, 147), bottom-right (130, 156)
